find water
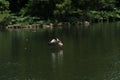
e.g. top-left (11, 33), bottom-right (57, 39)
top-left (0, 22), bottom-right (120, 80)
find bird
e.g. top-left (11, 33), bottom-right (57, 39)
top-left (49, 38), bottom-right (63, 47)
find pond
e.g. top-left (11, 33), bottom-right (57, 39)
top-left (0, 22), bottom-right (120, 80)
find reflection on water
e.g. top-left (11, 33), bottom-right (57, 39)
top-left (51, 50), bottom-right (64, 80)
top-left (1, 22), bottom-right (120, 80)
top-left (51, 50), bottom-right (63, 68)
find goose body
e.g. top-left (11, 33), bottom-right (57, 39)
top-left (49, 38), bottom-right (63, 47)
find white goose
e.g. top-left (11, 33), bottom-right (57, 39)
top-left (49, 38), bottom-right (63, 47)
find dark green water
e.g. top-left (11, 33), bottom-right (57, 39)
top-left (1, 22), bottom-right (120, 80)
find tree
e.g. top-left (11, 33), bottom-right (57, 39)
top-left (54, 0), bottom-right (72, 21)
top-left (8, 0), bottom-right (28, 13)
top-left (0, 0), bottom-right (9, 13)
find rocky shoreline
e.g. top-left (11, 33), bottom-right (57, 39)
top-left (6, 21), bottom-right (90, 30)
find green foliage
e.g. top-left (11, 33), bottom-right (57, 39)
top-left (87, 9), bottom-right (120, 22)
top-left (10, 0), bottom-right (120, 22)
top-left (0, 14), bottom-right (44, 26)
top-left (7, 0), bottom-right (28, 12)
top-left (54, 0), bottom-right (72, 20)
top-left (0, 0), bottom-right (9, 13)
top-left (1, 0), bottom-right (120, 26)
top-left (21, 0), bottom-right (52, 19)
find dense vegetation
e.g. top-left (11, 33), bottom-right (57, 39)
top-left (0, 0), bottom-right (120, 26)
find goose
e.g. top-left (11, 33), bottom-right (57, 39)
top-left (49, 38), bottom-right (63, 47)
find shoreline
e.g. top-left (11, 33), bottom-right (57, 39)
top-left (5, 21), bottom-right (90, 30)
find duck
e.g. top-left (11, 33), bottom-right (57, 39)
top-left (49, 38), bottom-right (63, 47)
